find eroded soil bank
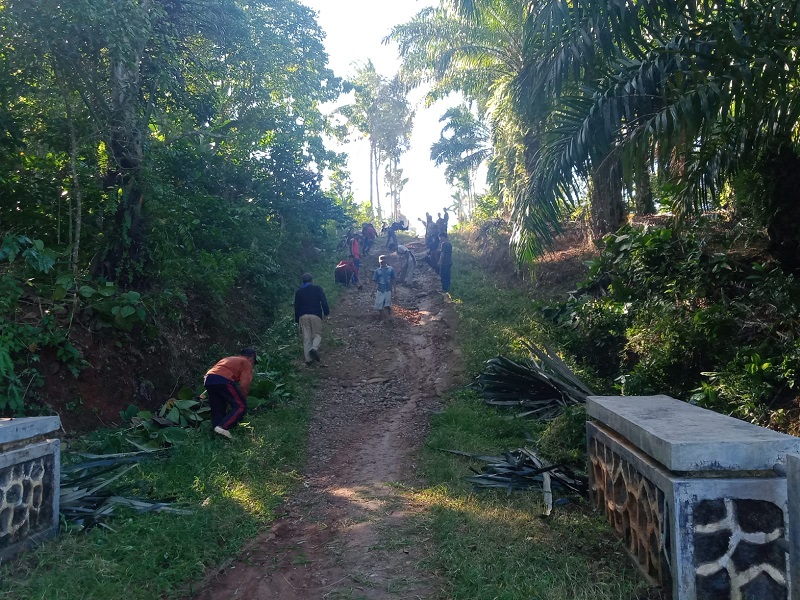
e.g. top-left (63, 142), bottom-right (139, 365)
top-left (189, 244), bottom-right (461, 599)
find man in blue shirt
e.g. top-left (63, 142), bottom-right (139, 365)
top-left (372, 255), bottom-right (396, 321)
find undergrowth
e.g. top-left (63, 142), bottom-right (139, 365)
top-left (0, 264), bottom-right (341, 600)
top-left (543, 220), bottom-right (800, 427)
top-left (412, 391), bottom-right (649, 600)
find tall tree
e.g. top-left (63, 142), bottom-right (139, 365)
top-left (0, 0), bottom-right (343, 281)
top-left (524, 0), bottom-right (800, 268)
top-left (430, 104), bottom-right (491, 217)
top-left (340, 67), bottom-right (413, 222)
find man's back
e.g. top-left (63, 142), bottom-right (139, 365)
top-left (440, 240), bottom-right (453, 267)
top-left (294, 284), bottom-right (329, 320)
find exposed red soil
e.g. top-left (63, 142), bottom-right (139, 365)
top-left (186, 242), bottom-right (463, 600)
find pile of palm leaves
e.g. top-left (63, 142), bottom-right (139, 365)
top-left (441, 446), bottom-right (588, 502)
top-left (60, 450), bottom-right (190, 529)
top-left (471, 342), bottom-right (593, 420)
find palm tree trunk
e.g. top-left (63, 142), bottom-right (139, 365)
top-left (374, 148), bottom-right (382, 222)
top-left (763, 146), bottom-right (800, 272)
top-left (634, 154), bottom-right (655, 215)
top-left (589, 156), bottom-right (626, 240)
top-left (369, 139), bottom-right (375, 219)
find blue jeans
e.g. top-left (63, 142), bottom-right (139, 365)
top-left (440, 264), bottom-right (452, 292)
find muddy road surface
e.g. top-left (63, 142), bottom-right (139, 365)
top-left (189, 243), bottom-right (461, 599)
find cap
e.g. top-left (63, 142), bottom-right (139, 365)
top-left (302, 272), bottom-right (313, 282)
top-left (241, 347), bottom-right (259, 363)
top-left (378, 255), bottom-right (387, 263)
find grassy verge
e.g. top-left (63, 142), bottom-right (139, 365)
top-left (403, 237), bottom-right (652, 599)
top-left (3, 399), bottom-right (306, 600)
top-left (1, 260), bottom-right (341, 600)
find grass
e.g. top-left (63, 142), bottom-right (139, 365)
top-left (2, 401), bottom-right (308, 600)
top-left (447, 239), bottom-right (550, 375)
top-left (408, 392), bottom-right (650, 600)
top-left (1, 255), bottom-right (343, 600)
top-left (395, 235), bottom-right (653, 600)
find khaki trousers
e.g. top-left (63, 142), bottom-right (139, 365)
top-left (298, 314), bottom-right (323, 362)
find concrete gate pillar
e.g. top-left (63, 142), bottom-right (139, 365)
top-left (587, 395), bottom-right (800, 599)
top-left (0, 417), bottom-right (61, 560)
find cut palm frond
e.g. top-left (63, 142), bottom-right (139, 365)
top-left (441, 447), bottom-right (588, 498)
top-left (60, 450), bottom-right (189, 529)
top-left (471, 342), bottom-right (592, 420)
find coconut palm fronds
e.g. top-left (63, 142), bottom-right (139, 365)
top-left (440, 447), bottom-right (588, 500)
top-left (471, 342), bottom-right (592, 420)
top-left (60, 450), bottom-right (190, 529)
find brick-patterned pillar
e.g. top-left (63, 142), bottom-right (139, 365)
top-left (588, 395), bottom-right (800, 600)
top-left (0, 417), bottom-right (61, 560)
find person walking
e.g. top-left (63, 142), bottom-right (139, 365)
top-left (204, 348), bottom-right (257, 439)
top-left (349, 234), bottom-right (361, 285)
top-left (362, 222), bottom-right (377, 254)
top-left (373, 255), bottom-right (396, 321)
top-left (294, 273), bottom-right (330, 365)
top-left (438, 231), bottom-right (453, 293)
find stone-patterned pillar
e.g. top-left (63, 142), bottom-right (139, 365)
top-left (0, 417), bottom-right (61, 560)
top-left (588, 395), bottom-right (800, 600)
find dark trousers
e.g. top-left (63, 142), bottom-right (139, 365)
top-left (205, 382), bottom-right (247, 430)
top-left (440, 264), bottom-right (452, 292)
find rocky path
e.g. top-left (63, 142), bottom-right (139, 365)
top-left (190, 242), bottom-right (462, 599)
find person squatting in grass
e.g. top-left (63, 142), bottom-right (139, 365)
top-left (294, 272), bottom-right (330, 365)
top-left (204, 348), bottom-right (257, 439)
top-left (373, 255), bottom-right (396, 321)
top-left (334, 259), bottom-right (358, 287)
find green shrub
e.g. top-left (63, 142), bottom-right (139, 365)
top-left (543, 222), bottom-right (800, 422)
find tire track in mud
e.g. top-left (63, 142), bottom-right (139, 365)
top-left (188, 242), bottom-right (462, 599)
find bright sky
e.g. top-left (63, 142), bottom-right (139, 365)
top-left (302, 0), bottom-right (475, 229)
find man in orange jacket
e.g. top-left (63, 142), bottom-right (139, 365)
top-left (204, 348), bottom-right (257, 439)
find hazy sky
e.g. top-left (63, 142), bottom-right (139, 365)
top-left (302, 0), bottom-right (471, 228)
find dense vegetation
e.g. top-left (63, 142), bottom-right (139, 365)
top-left (543, 221), bottom-right (800, 428)
top-left (387, 0), bottom-right (800, 426)
top-left (0, 0), bottom-right (350, 417)
top-left (392, 0), bottom-right (800, 265)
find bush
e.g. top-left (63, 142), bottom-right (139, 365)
top-left (543, 222), bottom-right (800, 422)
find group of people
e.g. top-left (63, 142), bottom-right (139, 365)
top-left (203, 211), bottom-right (454, 440)
top-left (335, 219), bottom-right (412, 288)
top-left (418, 209), bottom-right (452, 293)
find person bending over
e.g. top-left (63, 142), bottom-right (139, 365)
top-left (204, 348), bottom-right (257, 439)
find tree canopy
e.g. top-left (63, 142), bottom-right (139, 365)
top-left (392, 0), bottom-right (800, 267)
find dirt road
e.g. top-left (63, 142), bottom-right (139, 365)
top-left (190, 242), bottom-right (461, 599)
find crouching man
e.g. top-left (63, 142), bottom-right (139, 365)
top-left (204, 348), bottom-right (257, 439)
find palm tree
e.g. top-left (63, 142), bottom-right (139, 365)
top-left (390, 0), bottom-right (544, 252)
top-left (393, 0), bottom-right (633, 260)
top-left (430, 104), bottom-right (491, 216)
top-left (526, 0), bottom-right (800, 268)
